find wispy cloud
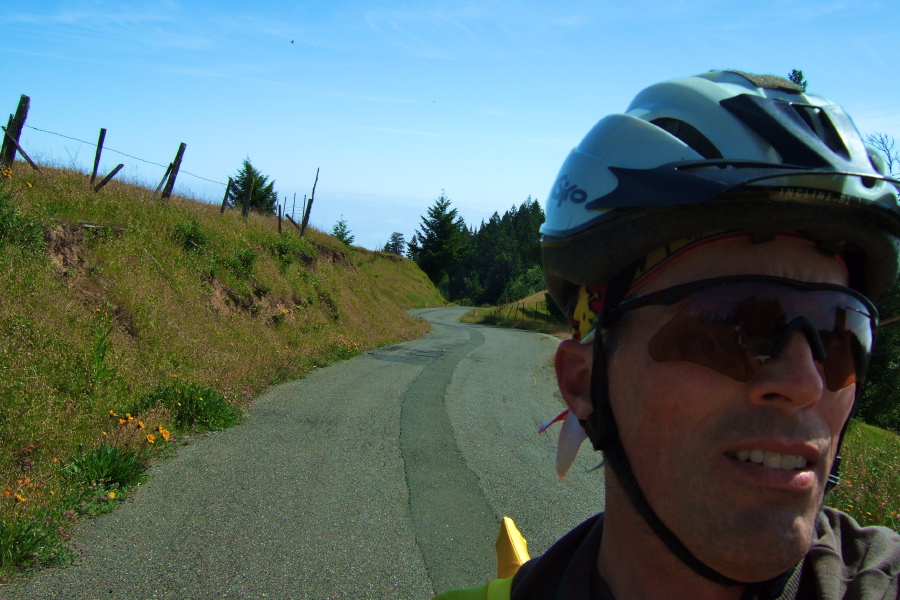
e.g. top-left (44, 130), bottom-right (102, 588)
top-left (8, 1), bottom-right (213, 50)
top-left (361, 2), bottom-right (590, 60)
top-left (343, 94), bottom-right (420, 104)
top-left (362, 126), bottom-right (454, 138)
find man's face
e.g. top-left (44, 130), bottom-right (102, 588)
top-left (607, 237), bottom-right (856, 582)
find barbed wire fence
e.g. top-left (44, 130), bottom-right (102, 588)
top-left (2, 94), bottom-right (316, 231)
top-left (22, 124), bottom-right (228, 186)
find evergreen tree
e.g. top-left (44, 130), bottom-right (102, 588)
top-left (446, 196), bottom-right (545, 304)
top-left (331, 215), bottom-right (354, 245)
top-left (411, 192), bottom-right (471, 286)
top-left (383, 232), bottom-right (406, 255)
top-left (788, 69), bottom-right (808, 91)
top-left (230, 158), bottom-right (278, 214)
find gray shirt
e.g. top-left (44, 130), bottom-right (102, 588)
top-left (510, 508), bottom-right (900, 599)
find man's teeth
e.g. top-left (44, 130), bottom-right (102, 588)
top-left (734, 450), bottom-right (808, 470)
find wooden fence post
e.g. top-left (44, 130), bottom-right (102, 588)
top-left (90, 128), bottom-right (107, 184)
top-left (0, 126), bottom-right (40, 172)
top-left (220, 177), bottom-right (233, 213)
top-left (285, 214), bottom-right (301, 230)
top-left (151, 163), bottom-right (173, 200)
top-left (301, 168), bottom-right (319, 236)
top-left (0, 95), bottom-right (30, 167)
top-left (292, 192), bottom-right (297, 222)
top-left (160, 142), bottom-right (186, 200)
top-left (94, 164), bottom-right (124, 192)
top-left (278, 204), bottom-right (282, 233)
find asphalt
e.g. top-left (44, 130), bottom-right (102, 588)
top-left (4, 307), bottom-right (604, 600)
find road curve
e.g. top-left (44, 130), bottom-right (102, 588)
top-left (6, 307), bottom-right (604, 600)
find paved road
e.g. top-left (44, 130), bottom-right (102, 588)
top-left (6, 307), bottom-right (604, 600)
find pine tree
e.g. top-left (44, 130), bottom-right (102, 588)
top-left (230, 158), bottom-right (278, 214)
top-left (411, 192), bottom-right (471, 286)
top-left (383, 232), bottom-right (406, 255)
top-left (788, 69), bottom-right (808, 91)
top-left (332, 216), bottom-right (354, 245)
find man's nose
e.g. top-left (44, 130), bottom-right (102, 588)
top-left (747, 330), bottom-right (824, 410)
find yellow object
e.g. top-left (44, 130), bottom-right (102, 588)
top-left (496, 516), bottom-right (530, 579)
top-left (431, 517), bottom-right (528, 599)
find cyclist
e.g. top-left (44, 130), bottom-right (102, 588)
top-left (437, 70), bottom-right (900, 599)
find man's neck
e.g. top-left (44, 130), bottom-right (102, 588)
top-left (598, 494), bottom-right (745, 600)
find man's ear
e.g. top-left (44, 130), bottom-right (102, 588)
top-left (555, 340), bottom-right (593, 420)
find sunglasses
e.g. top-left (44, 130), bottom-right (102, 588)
top-left (606, 275), bottom-right (879, 392)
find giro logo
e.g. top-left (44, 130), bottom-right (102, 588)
top-left (551, 176), bottom-right (589, 207)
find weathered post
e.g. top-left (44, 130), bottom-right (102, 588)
top-left (151, 163), bottom-right (173, 201)
top-left (160, 142), bottom-right (186, 200)
top-left (0, 95), bottom-right (30, 167)
top-left (90, 128), bottom-right (107, 184)
top-left (220, 177), bottom-right (233, 214)
top-left (94, 164), bottom-right (124, 192)
top-left (301, 168), bottom-right (319, 236)
top-left (278, 204), bottom-right (282, 233)
top-left (0, 126), bottom-right (40, 172)
top-left (291, 192), bottom-right (297, 222)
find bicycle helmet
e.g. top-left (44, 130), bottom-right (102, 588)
top-left (543, 70), bottom-right (900, 317)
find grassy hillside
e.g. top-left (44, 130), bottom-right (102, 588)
top-left (0, 161), bottom-right (444, 576)
top-left (462, 291), bottom-right (569, 337)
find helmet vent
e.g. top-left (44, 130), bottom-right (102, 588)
top-left (788, 103), bottom-right (849, 160)
top-left (651, 118), bottom-right (723, 160)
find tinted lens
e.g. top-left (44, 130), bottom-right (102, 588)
top-left (638, 281), bottom-right (875, 391)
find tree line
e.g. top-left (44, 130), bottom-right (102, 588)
top-left (402, 192), bottom-right (545, 306)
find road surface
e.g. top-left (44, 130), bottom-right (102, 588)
top-left (6, 307), bottom-right (604, 599)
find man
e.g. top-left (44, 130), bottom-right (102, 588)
top-left (437, 71), bottom-right (900, 599)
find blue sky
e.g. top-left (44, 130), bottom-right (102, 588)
top-left (3, 1), bottom-right (899, 250)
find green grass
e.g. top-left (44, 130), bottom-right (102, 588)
top-left (827, 419), bottom-right (900, 531)
top-left (0, 161), bottom-right (445, 580)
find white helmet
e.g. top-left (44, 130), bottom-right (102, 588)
top-left (542, 70), bottom-right (900, 315)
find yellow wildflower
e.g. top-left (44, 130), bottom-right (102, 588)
top-left (26, 182), bottom-right (32, 188)
top-left (146, 434), bottom-right (156, 444)
top-left (108, 492), bottom-right (116, 499)
top-left (119, 419), bottom-right (126, 425)
top-left (109, 410), bottom-right (119, 417)
top-left (137, 421), bottom-right (145, 429)
top-left (15, 494), bottom-right (26, 502)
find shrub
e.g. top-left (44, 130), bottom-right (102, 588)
top-left (172, 217), bottom-right (210, 252)
top-left (62, 444), bottom-right (149, 489)
top-left (0, 185), bottom-right (45, 252)
top-left (0, 511), bottom-right (79, 572)
top-left (135, 381), bottom-right (242, 431)
top-left (221, 247), bottom-right (257, 280)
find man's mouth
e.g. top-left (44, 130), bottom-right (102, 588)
top-left (726, 450), bottom-right (809, 470)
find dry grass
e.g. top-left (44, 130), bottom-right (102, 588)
top-left (0, 161), bottom-right (444, 575)
top-left (461, 291), bottom-right (570, 338)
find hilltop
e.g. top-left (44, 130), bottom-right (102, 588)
top-left (0, 161), bottom-right (444, 575)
